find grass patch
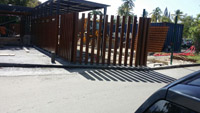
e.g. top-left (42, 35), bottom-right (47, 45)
top-left (185, 54), bottom-right (200, 63)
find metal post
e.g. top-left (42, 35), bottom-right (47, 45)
top-left (143, 9), bottom-right (146, 17)
top-left (170, 16), bottom-right (178, 65)
top-left (101, 7), bottom-right (107, 56)
top-left (50, 0), bottom-right (53, 16)
top-left (56, 0), bottom-right (60, 15)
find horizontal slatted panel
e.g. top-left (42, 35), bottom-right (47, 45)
top-left (134, 26), bottom-right (169, 52)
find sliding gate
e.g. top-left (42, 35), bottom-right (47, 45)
top-left (32, 13), bottom-right (152, 67)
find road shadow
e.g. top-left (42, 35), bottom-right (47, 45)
top-left (69, 69), bottom-right (177, 83)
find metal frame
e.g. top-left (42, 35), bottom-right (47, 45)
top-left (33, 0), bottom-right (109, 18)
top-left (0, 0), bottom-right (109, 17)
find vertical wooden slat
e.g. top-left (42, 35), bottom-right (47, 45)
top-left (135, 17), bottom-right (144, 67)
top-left (91, 14), bottom-right (96, 64)
top-left (119, 16), bottom-right (125, 66)
top-left (129, 16), bottom-right (137, 66)
top-left (55, 15), bottom-right (59, 55)
top-left (85, 13), bottom-right (91, 64)
top-left (143, 18), bottom-right (151, 66)
top-left (140, 18), bottom-right (148, 65)
top-left (72, 13), bottom-right (79, 63)
top-left (124, 16), bottom-right (131, 66)
top-left (113, 16), bottom-right (120, 65)
top-left (96, 15), bottom-right (102, 64)
top-left (79, 13), bottom-right (85, 64)
top-left (107, 15), bottom-right (114, 65)
top-left (102, 15), bottom-right (108, 65)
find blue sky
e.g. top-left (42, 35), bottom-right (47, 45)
top-left (40, 0), bottom-right (200, 17)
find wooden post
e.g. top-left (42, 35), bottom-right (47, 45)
top-left (79, 13), bottom-right (85, 64)
top-left (113, 16), bottom-right (120, 65)
top-left (124, 16), bottom-right (131, 66)
top-left (85, 13), bottom-right (91, 64)
top-left (96, 15), bottom-right (103, 64)
top-left (135, 17), bottom-right (144, 67)
top-left (72, 13), bottom-right (79, 63)
top-left (91, 14), bottom-right (97, 64)
top-left (119, 16), bottom-right (125, 66)
top-left (107, 15), bottom-right (114, 65)
top-left (129, 16), bottom-right (137, 66)
top-left (102, 15), bottom-right (108, 65)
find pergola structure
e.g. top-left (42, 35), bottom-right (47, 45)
top-left (0, 0), bottom-right (109, 37)
top-left (0, 4), bottom-right (33, 16)
top-left (0, 0), bottom-right (109, 17)
top-left (33, 0), bottom-right (109, 18)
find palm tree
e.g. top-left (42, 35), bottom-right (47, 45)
top-left (89, 10), bottom-right (103, 15)
top-left (150, 7), bottom-right (162, 23)
top-left (117, 0), bottom-right (134, 17)
top-left (174, 9), bottom-right (183, 22)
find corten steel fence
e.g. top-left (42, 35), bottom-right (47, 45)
top-left (31, 15), bottom-right (59, 53)
top-left (31, 13), bottom-right (151, 67)
top-left (148, 27), bottom-right (169, 52)
top-left (134, 27), bottom-right (169, 52)
top-left (74, 13), bottom-right (151, 67)
top-left (58, 13), bottom-right (79, 62)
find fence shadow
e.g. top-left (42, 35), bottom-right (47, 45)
top-left (70, 69), bottom-right (177, 83)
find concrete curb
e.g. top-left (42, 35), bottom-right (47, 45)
top-left (0, 63), bottom-right (200, 71)
top-left (152, 63), bottom-right (200, 70)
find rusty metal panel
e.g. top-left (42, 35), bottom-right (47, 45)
top-left (119, 16), bottom-right (125, 66)
top-left (59, 13), bottom-right (76, 61)
top-left (72, 13), bottom-right (79, 63)
top-left (96, 15), bottom-right (103, 64)
top-left (124, 16), bottom-right (131, 66)
top-left (135, 17), bottom-right (144, 67)
top-left (79, 13), bottom-right (85, 64)
top-left (143, 18), bottom-right (151, 66)
top-left (135, 17), bottom-right (151, 67)
top-left (102, 15), bottom-right (108, 65)
top-left (85, 13), bottom-right (91, 64)
top-left (32, 15), bottom-right (58, 53)
top-left (107, 15), bottom-right (114, 65)
top-left (129, 16), bottom-right (137, 66)
top-left (91, 14), bottom-right (96, 64)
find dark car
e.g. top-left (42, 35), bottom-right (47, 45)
top-left (135, 70), bottom-right (200, 113)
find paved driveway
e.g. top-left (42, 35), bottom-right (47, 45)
top-left (0, 66), bottom-right (199, 113)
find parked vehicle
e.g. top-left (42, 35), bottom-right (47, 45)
top-left (182, 39), bottom-right (193, 48)
top-left (135, 71), bottom-right (200, 113)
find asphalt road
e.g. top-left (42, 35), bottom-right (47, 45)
top-left (0, 66), bottom-right (199, 113)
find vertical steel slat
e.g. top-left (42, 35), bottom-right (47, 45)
top-left (91, 14), bottom-right (97, 64)
top-left (79, 13), bottom-right (85, 64)
top-left (107, 15), bottom-right (114, 65)
top-left (96, 15), bottom-right (103, 64)
top-left (124, 16), bottom-right (131, 66)
top-left (129, 16), bottom-right (137, 66)
top-left (85, 13), bottom-right (91, 64)
top-left (119, 16), bottom-right (125, 66)
top-left (113, 16), bottom-right (120, 65)
top-left (102, 15), bottom-right (108, 65)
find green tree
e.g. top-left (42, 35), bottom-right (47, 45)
top-left (161, 7), bottom-right (171, 22)
top-left (164, 7), bottom-right (168, 17)
top-left (0, 0), bottom-right (40, 7)
top-left (174, 9), bottom-right (183, 22)
top-left (161, 16), bottom-right (172, 22)
top-left (189, 14), bottom-right (200, 53)
top-left (117, 0), bottom-right (134, 17)
top-left (89, 10), bottom-right (103, 15)
top-left (150, 7), bottom-right (162, 23)
top-left (181, 15), bottom-right (194, 38)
